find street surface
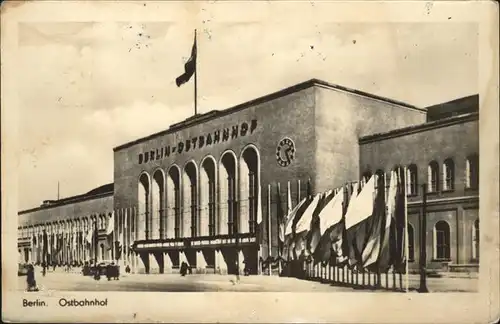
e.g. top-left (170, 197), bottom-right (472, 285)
top-left (17, 268), bottom-right (478, 293)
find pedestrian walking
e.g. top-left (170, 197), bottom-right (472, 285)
top-left (26, 264), bottom-right (38, 292)
top-left (180, 262), bottom-right (188, 276)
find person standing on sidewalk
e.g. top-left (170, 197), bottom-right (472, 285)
top-left (26, 264), bottom-right (38, 291)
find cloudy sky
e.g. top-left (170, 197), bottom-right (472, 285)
top-left (13, 3), bottom-right (478, 211)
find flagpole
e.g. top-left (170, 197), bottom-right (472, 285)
top-left (277, 182), bottom-right (282, 275)
top-left (404, 166), bottom-right (409, 292)
top-left (267, 184), bottom-right (272, 276)
top-left (194, 29), bottom-right (198, 116)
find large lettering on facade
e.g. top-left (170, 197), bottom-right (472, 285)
top-left (138, 119), bottom-right (258, 164)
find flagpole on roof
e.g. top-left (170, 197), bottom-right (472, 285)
top-left (194, 29), bottom-right (198, 116)
top-left (175, 29), bottom-right (198, 116)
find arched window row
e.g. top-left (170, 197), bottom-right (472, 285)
top-left (138, 146), bottom-right (260, 240)
top-left (363, 154), bottom-right (479, 196)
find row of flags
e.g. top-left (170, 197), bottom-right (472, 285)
top-left (29, 208), bottom-right (138, 263)
top-left (277, 170), bottom-right (408, 273)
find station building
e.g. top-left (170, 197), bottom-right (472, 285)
top-left (17, 79), bottom-right (479, 274)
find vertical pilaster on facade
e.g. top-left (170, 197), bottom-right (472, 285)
top-left (132, 252), bottom-right (138, 274)
top-left (149, 253), bottom-right (160, 274)
top-left (458, 206), bottom-right (466, 264)
top-left (179, 250), bottom-right (187, 266)
top-left (164, 252), bottom-right (173, 274)
top-left (195, 250), bottom-right (207, 273)
top-left (215, 249), bottom-right (228, 275)
top-left (238, 250), bottom-right (245, 275)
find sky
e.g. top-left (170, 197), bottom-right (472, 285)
top-left (14, 7), bottom-right (478, 211)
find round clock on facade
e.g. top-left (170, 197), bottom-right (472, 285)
top-left (276, 137), bottom-right (296, 167)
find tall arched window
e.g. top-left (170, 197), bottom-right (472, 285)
top-left (434, 221), bottom-right (451, 260)
top-left (183, 161), bottom-right (198, 238)
top-left (240, 145), bottom-right (260, 234)
top-left (138, 173), bottom-right (150, 241)
top-left (466, 154), bottom-right (479, 189)
top-left (152, 170), bottom-right (165, 240)
top-left (406, 164), bottom-right (418, 196)
top-left (428, 161), bottom-right (439, 193)
top-left (167, 166), bottom-right (181, 239)
top-left (443, 158), bottom-right (455, 191)
top-left (200, 156), bottom-right (217, 237)
top-left (220, 151), bottom-right (237, 236)
top-left (408, 223), bottom-right (415, 262)
top-left (472, 219), bottom-right (479, 260)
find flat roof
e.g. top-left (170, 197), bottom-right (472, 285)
top-left (113, 78), bottom-right (424, 152)
top-left (359, 112), bottom-right (479, 144)
top-left (18, 183), bottom-right (114, 215)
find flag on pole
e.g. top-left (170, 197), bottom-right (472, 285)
top-left (361, 173), bottom-right (390, 269)
top-left (282, 196), bottom-right (309, 261)
top-left (256, 184), bottom-right (263, 225)
top-left (86, 228), bottom-right (94, 244)
top-left (72, 228), bottom-right (77, 251)
top-left (394, 169), bottom-right (407, 271)
top-left (307, 189), bottom-right (336, 255)
top-left (176, 32), bottom-right (197, 87)
top-left (344, 176), bottom-right (376, 267)
top-left (287, 181), bottom-right (292, 213)
top-left (310, 187), bottom-right (344, 261)
top-left (106, 211), bottom-right (115, 235)
top-left (294, 193), bottom-right (324, 234)
top-left (373, 171), bottom-right (397, 271)
top-left (42, 230), bottom-right (48, 254)
top-left (284, 197), bottom-right (308, 237)
top-left (293, 193), bottom-right (326, 259)
top-left (277, 183), bottom-right (285, 244)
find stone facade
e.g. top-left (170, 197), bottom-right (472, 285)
top-left (359, 112), bottom-right (479, 272)
top-left (17, 185), bottom-right (114, 266)
top-left (17, 79), bottom-right (479, 275)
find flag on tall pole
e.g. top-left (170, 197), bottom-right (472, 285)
top-left (106, 211), bottom-right (115, 235)
top-left (344, 177), bottom-right (376, 267)
top-left (42, 230), bottom-right (48, 264)
top-left (176, 30), bottom-right (198, 115)
top-left (404, 166), bottom-right (409, 292)
top-left (311, 187), bottom-right (344, 263)
top-left (276, 182), bottom-right (285, 274)
top-left (256, 184), bottom-right (263, 225)
top-left (267, 184), bottom-right (272, 275)
top-left (277, 183), bottom-right (285, 245)
top-left (375, 171), bottom-right (397, 272)
top-left (361, 173), bottom-right (389, 269)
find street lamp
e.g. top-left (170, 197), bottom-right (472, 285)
top-left (419, 184), bottom-right (429, 293)
top-left (235, 200), bottom-right (240, 282)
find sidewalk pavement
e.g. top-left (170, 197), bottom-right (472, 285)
top-left (120, 272), bottom-right (478, 292)
top-left (25, 268), bottom-right (478, 293)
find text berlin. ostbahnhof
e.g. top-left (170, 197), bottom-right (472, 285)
top-left (17, 79), bottom-right (479, 275)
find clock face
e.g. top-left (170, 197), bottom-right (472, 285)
top-left (276, 137), bottom-right (296, 167)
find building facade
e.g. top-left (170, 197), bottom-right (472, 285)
top-left (17, 79), bottom-right (479, 274)
top-left (17, 184), bottom-right (114, 266)
top-left (359, 99), bottom-right (479, 272)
